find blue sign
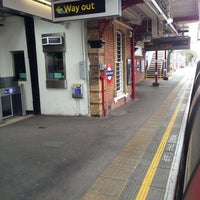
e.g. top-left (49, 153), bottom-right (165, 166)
top-left (4, 89), bottom-right (9, 95)
top-left (75, 88), bottom-right (82, 94)
top-left (106, 70), bottom-right (114, 77)
top-left (4, 87), bottom-right (18, 95)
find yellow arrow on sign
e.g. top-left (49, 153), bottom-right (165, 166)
top-left (56, 6), bottom-right (64, 14)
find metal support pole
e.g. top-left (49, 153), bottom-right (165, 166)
top-left (153, 50), bottom-right (160, 86)
top-left (75, 99), bottom-right (81, 116)
top-left (0, 94), bottom-right (3, 124)
top-left (131, 28), bottom-right (137, 99)
top-left (163, 50), bottom-right (169, 80)
top-left (20, 84), bottom-right (26, 116)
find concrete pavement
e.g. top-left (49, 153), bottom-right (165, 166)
top-left (0, 67), bottom-right (195, 200)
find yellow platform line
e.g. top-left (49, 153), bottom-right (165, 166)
top-left (81, 76), bottom-right (188, 200)
top-left (135, 92), bottom-right (185, 200)
top-left (145, 78), bottom-right (163, 81)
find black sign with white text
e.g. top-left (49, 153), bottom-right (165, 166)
top-left (145, 37), bottom-right (190, 51)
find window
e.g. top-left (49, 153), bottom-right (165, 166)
top-left (12, 51), bottom-right (26, 81)
top-left (42, 33), bottom-right (67, 89)
top-left (116, 31), bottom-right (123, 94)
top-left (46, 52), bottom-right (65, 80)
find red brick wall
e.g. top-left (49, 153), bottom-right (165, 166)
top-left (104, 20), bottom-right (115, 111)
top-left (87, 19), bottom-right (145, 116)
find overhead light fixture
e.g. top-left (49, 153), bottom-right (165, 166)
top-left (162, 17), bottom-right (173, 25)
top-left (144, 0), bottom-right (179, 36)
top-left (166, 17), bottom-right (173, 24)
top-left (33, 0), bottom-right (51, 7)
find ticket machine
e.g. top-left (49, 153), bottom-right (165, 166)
top-left (42, 33), bottom-right (67, 89)
top-left (0, 85), bottom-right (26, 124)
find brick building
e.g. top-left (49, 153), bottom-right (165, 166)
top-left (0, 0), bottom-right (148, 122)
top-left (87, 19), bottom-right (145, 116)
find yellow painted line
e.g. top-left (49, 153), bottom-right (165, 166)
top-left (145, 78), bottom-right (163, 81)
top-left (135, 93), bottom-right (185, 200)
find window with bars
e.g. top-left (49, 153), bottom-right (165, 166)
top-left (116, 31), bottom-right (123, 94)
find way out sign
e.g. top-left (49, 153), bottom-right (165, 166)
top-left (106, 64), bottom-right (114, 83)
top-left (52, 0), bottom-right (121, 22)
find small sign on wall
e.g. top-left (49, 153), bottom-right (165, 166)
top-left (106, 64), bottom-right (114, 83)
top-left (127, 59), bottom-right (132, 85)
top-left (141, 60), bottom-right (145, 73)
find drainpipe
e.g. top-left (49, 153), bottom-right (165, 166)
top-left (98, 20), bottom-right (107, 117)
top-left (131, 27), bottom-right (137, 99)
top-left (100, 68), bottom-right (107, 117)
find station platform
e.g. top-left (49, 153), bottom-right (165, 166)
top-left (0, 67), bottom-right (195, 200)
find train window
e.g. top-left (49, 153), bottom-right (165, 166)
top-left (12, 51), bottom-right (27, 81)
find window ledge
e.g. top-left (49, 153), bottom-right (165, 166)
top-left (114, 93), bottom-right (128, 103)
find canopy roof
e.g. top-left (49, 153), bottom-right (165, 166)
top-left (122, 0), bottom-right (200, 38)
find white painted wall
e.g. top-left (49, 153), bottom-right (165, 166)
top-left (0, 15), bottom-right (89, 116)
top-left (34, 18), bottom-right (89, 116)
top-left (3, 0), bottom-right (51, 20)
top-left (0, 16), bottom-right (33, 111)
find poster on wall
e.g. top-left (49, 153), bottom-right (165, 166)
top-left (127, 59), bottom-right (132, 85)
top-left (135, 59), bottom-right (141, 72)
top-left (141, 60), bottom-right (145, 73)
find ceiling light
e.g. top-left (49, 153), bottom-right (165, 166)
top-left (166, 18), bottom-right (173, 24)
top-left (33, 0), bottom-right (51, 6)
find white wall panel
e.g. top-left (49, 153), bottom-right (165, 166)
top-left (34, 19), bottom-right (89, 116)
top-left (3, 0), bottom-right (51, 20)
top-left (0, 16), bottom-right (33, 111)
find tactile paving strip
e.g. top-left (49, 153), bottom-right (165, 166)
top-left (81, 78), bottom-right (188, 200)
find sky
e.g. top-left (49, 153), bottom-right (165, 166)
top-left (187, 22), bottom-right (200, 60)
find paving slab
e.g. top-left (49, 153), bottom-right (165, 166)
top-left (0, 67), bottom-right (195, 200)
